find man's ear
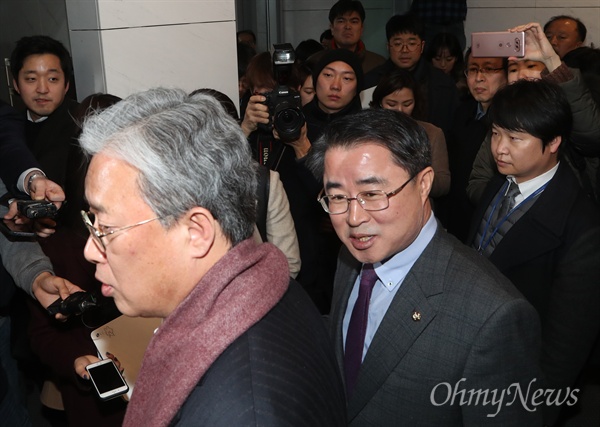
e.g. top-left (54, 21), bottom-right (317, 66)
top-left (13, 79), bottom-right (20, 95)
top-left (186, 207), bottom-right (217, 259)
top-left (417, 166), bottom-right (434, 202)
top-left (548, 136), bottom-right (562, 154)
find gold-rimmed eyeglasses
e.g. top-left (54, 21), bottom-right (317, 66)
top-left (81, 210), bottom-right (162, 252)
top-left (318, 175), bottom-right (415, 215)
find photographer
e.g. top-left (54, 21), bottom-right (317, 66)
top-left (241, 48), bottom-right (363, 312)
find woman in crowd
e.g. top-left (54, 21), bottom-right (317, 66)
top-left (370, 69), bottom-right (451, 198)
top-left (426, 32), bottom-right (467, 96)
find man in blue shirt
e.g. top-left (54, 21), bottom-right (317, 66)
top-left (307, 108), bottom-right (543, 426)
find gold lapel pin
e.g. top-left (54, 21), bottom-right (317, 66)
top-left (412, 311), bottom-right (421, 321)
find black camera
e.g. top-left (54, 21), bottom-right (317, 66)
top-left (17, 200), bottom-right (58, 219)
top-left (260, 43), bottom-right (305, 142)
top-left (47, 291), bottom-right (99, 316)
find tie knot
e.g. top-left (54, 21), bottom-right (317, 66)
top-left (505, 181), bottom-right (521, 199)
top-left (360, 263), bottom-right (378, 291)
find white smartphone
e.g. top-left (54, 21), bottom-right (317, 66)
top-left (86, 359), bottom-right (129, 401)
top-left (471, 31), bottom-right (525, 58)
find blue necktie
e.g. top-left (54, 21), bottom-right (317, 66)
top-left (344, 263), bottom-right (378, 395)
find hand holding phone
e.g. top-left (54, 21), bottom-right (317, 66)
top-left (472, 31), bottom-right (525, 58)
top-left (86, 358), bottom-right (129, 400)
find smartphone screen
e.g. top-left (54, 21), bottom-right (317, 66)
top-left (86, 359), bottom-right (129, 400)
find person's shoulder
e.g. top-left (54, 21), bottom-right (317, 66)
top-left (428, 229), bottom-right (527, 304)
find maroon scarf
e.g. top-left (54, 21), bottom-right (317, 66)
top-left (123, 239), bottom-right (289, 427)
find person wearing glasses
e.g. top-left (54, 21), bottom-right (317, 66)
top-left (441, 49), bottom-right (507, 242)
top-left (73, 89), bottom-right (346, 426)
top-left (305, 108), bottom-right (542, 426)
top-left (362, 13), bottom-right (459, 136)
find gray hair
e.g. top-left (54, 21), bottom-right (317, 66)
top-left (79, 87), bottom-right (257, 246)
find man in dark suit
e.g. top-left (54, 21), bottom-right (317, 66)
top-left (1, 99), bottom-right (64, 204)
top-left (306, 108), bottom-right (543, 426)
top-left (468, 79), bottom-right (600, 426)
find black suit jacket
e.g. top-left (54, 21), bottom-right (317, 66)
top-left (0, 100), bottom-right (39, 193)
top-left (330, 225), bottom-right (543, 426)
top-left (467, 162), bottom-right (600, 424)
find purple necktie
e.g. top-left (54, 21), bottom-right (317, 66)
top-left (344, 263), bottom-right (378, 395)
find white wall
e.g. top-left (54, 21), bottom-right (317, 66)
top-left (65, 0), bottom-right (239, 104)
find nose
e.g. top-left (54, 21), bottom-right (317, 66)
top-left (83, 235), bottom-right (106, 264)
top-left (36, 79), bottom-right (49, 94)
top-left (347, 198), bottom-right (369, 227)
top-left (475, 69), bottom-right (486, 82)
top-left (330, 75), bottom-right (341, 91)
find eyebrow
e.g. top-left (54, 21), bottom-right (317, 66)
top-left (323, 66), bottom-right (356, 76)
top-left (324, 176), bottom-right (386, 191)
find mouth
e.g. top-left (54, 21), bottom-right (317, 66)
top-left (328, 95), bottom-right (340, 101)
top-left (100, 283), bottom-right (114, 297)
top-left (349, 234), bottom-right (375, 250)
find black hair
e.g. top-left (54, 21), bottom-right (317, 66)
top-left (295, 39), bottom-right (324, 63)
top-left (306, 108), bottom-right (431, 180)
top-left (386, 13), bottom-right (425, 42)
top-left (320, 29), bottom-right (333, 43)
top-left (487, 79), bottom-right (572, 150)
top-left (544, 15), bottom-right (587, 43)
top-left (369, 69), bottom-right (426, 120)
top-left (10, 35), bottom-right (73, 84)
top-left (328, 0), bottom-right (365, 23)
top-left (237, 30), bottom-right (257, 45)
top-left (425, 32), bottom-right (465, 82)
top-left (189, 88), bottom-right (239, 122)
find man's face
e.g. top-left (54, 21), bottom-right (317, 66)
top-left (387, 32), bottom-right (425, 70)
top-left (83, 153), bottom-right (192, 318)
top-left (466, 55), bottom-right (507, 110)
top-left (380, 88), bottom-right (415, 116)
top-left (491, 125), bottom-right (560, 183)
top-left (13, 54), bottom-right (69, 121)
top-left (331, 11), bottom-right (363, 50)
top-left (316, 61), bottom-right (357, 114)
top-left (507, 60), bottom-right (545, 84)
top-left (544, 18), bottom-right (582, 59)
top-left (323, 143), bottom-right (432, 264)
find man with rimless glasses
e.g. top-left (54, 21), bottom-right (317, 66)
top-left (307, 108), bottom-right (542, 426)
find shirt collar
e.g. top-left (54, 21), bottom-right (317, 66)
top-left (371, 214), bottom-right (437, 292)
top-left (27, 110), bottom-right (49, 123)
top-left (474, 102), bottom-right (486, 121)
top-left (508, 161), bottom-right (559, 204)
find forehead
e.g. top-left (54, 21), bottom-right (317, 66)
top-left (508, 60), bottom-right (545, 70)
top-left (21, 53), bottom-right (64, 72)
top-left (86, 153), bottom-right (141, 212)
top-left (467, 55), bottom-right (503, 68)
top-left (548, 19), bottom-right (578, 33)
top-left (335, 11), bottom-right (362, 22)
top-left (325, 142), bottom-right (397, 173)
top-left (390, 32), bottom-right (421, 41)
top-left (321, 61), bottom-right (355, 74)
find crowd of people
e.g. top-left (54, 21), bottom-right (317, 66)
top-left (1, 0), bottom-right (599, 426)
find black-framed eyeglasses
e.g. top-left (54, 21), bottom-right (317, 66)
top-left (464, 66), bottom-right (504, 77)
top-left (318, 175), bottom-right (416, 215)
top-left (81, 210), bottom-right (162, 253)
top-left (389, 40), bottom-right (422, 52)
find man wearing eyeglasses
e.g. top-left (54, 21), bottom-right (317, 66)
top-left (441, 50), bottom-right (507, 242)
top-left (306, 108), bottom-right (542, 426)
top-left (362, 13), bottom-right (458, 136)
top-left (74, 89), bottom-right (346, 427)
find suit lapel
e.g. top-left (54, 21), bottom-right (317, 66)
top-left (346, 230), bottom-right (449, 420)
